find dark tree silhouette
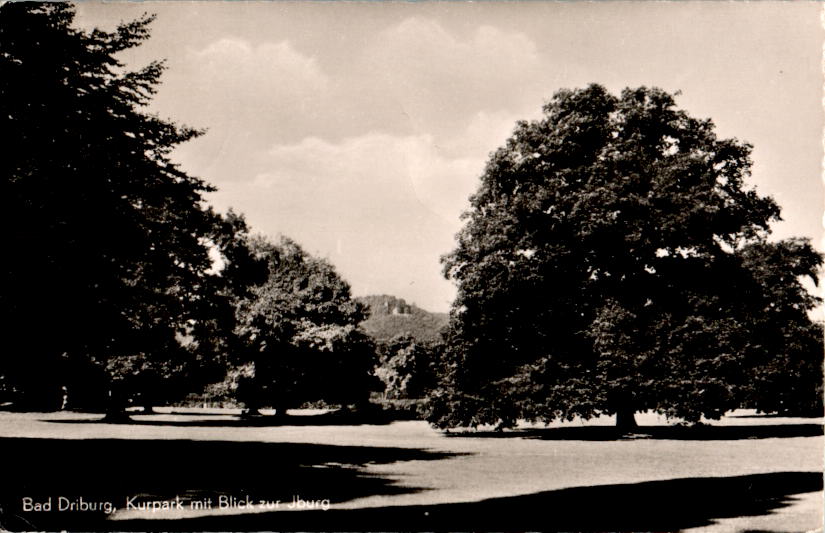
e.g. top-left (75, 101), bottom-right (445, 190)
top-left (376, 334), bottom-right (442, 400)
top-left (428, 84), bottom-right (822, 430)
top-left (0, 3), bottom-right (249, 418)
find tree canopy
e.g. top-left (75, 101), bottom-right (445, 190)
top-left (428, 84), bottom-right (822, 429)
top-left (0, 3), bottom-right (244, 413)
top-left (234, 237), bottom-right (378, 413)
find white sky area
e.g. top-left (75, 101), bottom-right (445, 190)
top-left (74, 2), bottom-right (824, 313)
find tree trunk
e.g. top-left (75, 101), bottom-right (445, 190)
top-left (239, 362), bottom-right (264, 418)
top-left (241, 393), bottom-right (263, 418)
top-left (60, 386), bottom-right (69, 411)
top-left (103, 383), bottom-right (130, 422)
top-left (272, 403), bottom-right (288, 418)
top-left (142, 386), bottom-right (155, 414)
top-left (616, 406), bottom-right (638, 432)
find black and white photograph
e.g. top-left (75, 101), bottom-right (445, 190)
top-left (1, 1), bottom-right (823, 531)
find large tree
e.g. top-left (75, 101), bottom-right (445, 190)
top-left (429, 84), bottom-right (822, 430)
top-left (234, 237), bottom-right (378, 415)
top-left (0, 3), bottom-right (243, 417)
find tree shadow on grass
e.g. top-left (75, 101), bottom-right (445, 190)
top-left (118, 471), bottom-right (822, 531)
top-left (728, 412), bottom-right (824, 419)
top-left (443, 423), bottom-right (824, 441)
top-left (44, 409), bottom-right (414, 427)
top-left (0, 437), bottom-right (461, 531)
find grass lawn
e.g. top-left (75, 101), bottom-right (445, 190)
top-left (0, 408), bottom-right (821, 531)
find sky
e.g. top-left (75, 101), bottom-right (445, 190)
top-left (74, 2), bottom-right (824, 313)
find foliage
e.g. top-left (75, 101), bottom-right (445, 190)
top-left (375, 334), bottom-right (443, 399)
top-left (235, 237), bottom-right (379, 412)
top-left (0, 3), bottom-right (248, 412)
top-left (737, 239), bottom-right (823, 415)
top-left (428, 84), bottom-right (822, 429)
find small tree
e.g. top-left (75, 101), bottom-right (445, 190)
top-left (429, 84), bottom-right (822, 430)
top-left (235, 237), bottom-right (378, 415)
top-left (1, 4), bottom-right (244, 419)
top-left (376, 334), bottom-right (441, 400)
top-left (737, 239), bottom-right (823, 415)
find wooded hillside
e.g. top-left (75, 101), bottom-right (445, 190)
top-left (357, 295), bottom-right (448, 343)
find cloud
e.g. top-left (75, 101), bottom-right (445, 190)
top-left (442, 110), bottom-right (524, 159)
top-left (251, 132), bottom-right (480, 232)
top-left (188, 37), bottom-right (329, 122)
top-left (151, 37), bottom-right (331, 183)
top-left (152, 19), bottom-right (571, 310)
top-left (208, 131), bottom-right (491, 311)
top-left (168, 19), bottom-right (542, 143)
top-left (179, 24), bottom-right (535, 308)
top-left (159, 18), bottom-right (545, 185)
top-left (351, 18), bottom-right (544, 137)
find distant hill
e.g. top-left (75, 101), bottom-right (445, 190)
top-left (357, 295), bottom-right (448, 344)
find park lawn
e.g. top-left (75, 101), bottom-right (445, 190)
top-left (0, 408), bottom-right (820, 531)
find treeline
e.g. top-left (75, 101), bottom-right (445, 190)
top-left (2, 4), bottom-right (821, 427)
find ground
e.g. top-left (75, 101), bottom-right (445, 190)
top-left (0, 408), bottom-right (821, 531)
